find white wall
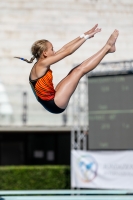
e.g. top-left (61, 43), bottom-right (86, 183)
top-left (0, 0), bottom-right (133, 125)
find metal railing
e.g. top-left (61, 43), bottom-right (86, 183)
top-left (0, 190), bottom-right (133, 200)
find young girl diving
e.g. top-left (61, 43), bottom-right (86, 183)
top-left (15, 24), bottom-right (119, 114)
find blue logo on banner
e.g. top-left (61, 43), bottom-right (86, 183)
top-left (78, 155), bottom-right (98, 182)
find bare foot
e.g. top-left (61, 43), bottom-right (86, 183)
top-left (106, 29), bottom-right (119, 53)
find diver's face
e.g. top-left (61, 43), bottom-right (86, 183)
top-left (45, 42), bottom-right (55, 57)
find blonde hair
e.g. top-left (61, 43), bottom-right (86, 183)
top-left (14, 39), bottom-right (49, 63)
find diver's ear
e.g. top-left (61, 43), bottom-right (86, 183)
top-left (42, 50), bottom-right (47, 58)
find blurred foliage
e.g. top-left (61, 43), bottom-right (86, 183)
top-left (0, 165), bottom-right (70, 190)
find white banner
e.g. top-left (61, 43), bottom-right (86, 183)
top-left (71, 150), bottom-right (133, 189)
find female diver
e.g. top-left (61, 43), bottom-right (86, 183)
top-left (15, 24), bottom-right (119, 114)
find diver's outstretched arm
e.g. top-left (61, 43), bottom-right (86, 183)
top-left (55, 24), bottom-right (101, 55)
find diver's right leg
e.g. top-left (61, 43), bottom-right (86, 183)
top-left (54, 30), bottom-right (119, 109)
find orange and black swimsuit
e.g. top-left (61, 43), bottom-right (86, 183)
top-left (29, 69), bottom-right (65, 114)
